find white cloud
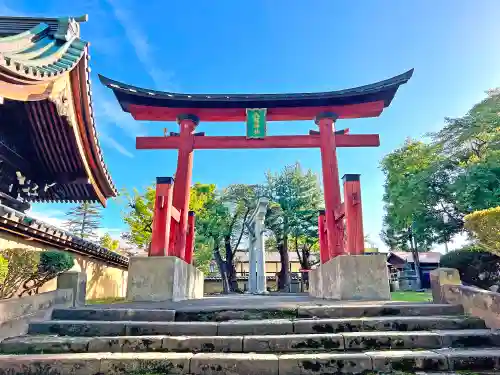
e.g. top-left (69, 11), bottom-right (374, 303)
top-left (98, 132), bottom-right (134, 158)
top-left (105, 0), bottom-right (175, 90)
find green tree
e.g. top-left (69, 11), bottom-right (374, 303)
top-left (464, 207), bottom-right (500, 254)
top-left (121, 186), bottom-right (156, 250)
top-left (380, 140), bottom-right (459, 251)
top-left (440, 245), bottom-right (500, 289)
top-left (0, 249), bottom-right (39, 299)
top-left (100, 233), bottom-right (120, 252)
top-left (381, 89), bottom-right (500, 253)
top-left (64, 202), bottom-right (102, 241)
top-left (264, 163), bottom-right (323, 291)
top-left (19, 251), bottom-right (74, 297)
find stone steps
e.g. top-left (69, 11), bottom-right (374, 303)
top-left (0, 349), bottom-right (499, 374)
top-left (0, 301), bottom-right (495, 373)
top-left (26, 315), bottom-right (485, 337)
top-left (51, 303), bottom-right (463, 322)
top-left (2, 330), bottom-right (500, 355)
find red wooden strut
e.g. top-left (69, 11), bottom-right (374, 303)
top-left (318, 211), bottom-right (329, 264)
top-left (150, 177), bottom-right (174, 257)
top-left (343, 174), bottom-right (365, 255)
top-left (184, 211), bottom-right (196, 264)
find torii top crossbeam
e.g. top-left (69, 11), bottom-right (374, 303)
top-left (98, 69), bottom-right (413, 122)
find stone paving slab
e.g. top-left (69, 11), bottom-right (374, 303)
top-left (26, 316), bottom-right (487, 339)
top-left (28, 320), bottom-right (128, 336)
top-left (127, 321), bottom-right (218, 336)
top-left (218, 319), bottom-right (294, 336)
top-left (52, 308), bottom-right (175, 321)
top-left (190, 353), bottom-right (279, 375)
top-left (163, 336), bottom-right (243, 353)
top-left (0, 335), bottom-right (91, 354)
top-left (88, 336), bottom-right (165, 352)
top-left (343, 331), bottom-right (442, 351)
top-left (278, 352), bottom-right (372, 375)
top-left (243, 333), bottom-right (344, 353)
top-left (1, 349), bottom-right (499, 374)
top-left (297, 303), bottom-right (464, 319)
top-left (6, 330), bottom-right (497, 356)
top-left (436, 348), bottom-right (500, 371)
top-left (99, 352), bottom-right (192, 374)
top-left (0, 352), bottom-right (104, 375)
top-left (367, 349), bottom-right (449, 372)
top-left (28, 320), bottom-right (127, 336)
top-left (361, 315), bottom-right (486, 331)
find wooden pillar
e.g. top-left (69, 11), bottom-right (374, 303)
top-left (343, 174), bottom-right (364, 255)
top-left (171, 114), bottom-right (198, 260)
top-left (184, 211), bottom-right (196, 264)
top-left (316, 112), bottom-right (344, 259)
top-left (150, 177), bottom-right (174, 257)
top-left (318, 210), bottom-right (329, 264)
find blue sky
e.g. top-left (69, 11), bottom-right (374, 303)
top-left (5, 0), bottom-right (500, 250)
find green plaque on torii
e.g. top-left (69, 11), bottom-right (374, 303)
top-left (246, 108), bottom-right (267, 139)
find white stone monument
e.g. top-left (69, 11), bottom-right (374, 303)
top-left (246, 198), bottom-right (269, 294)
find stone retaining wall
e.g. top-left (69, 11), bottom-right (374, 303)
top-left (1, 230), bottom-right (128, 300)
top-left (0, 289), bottom-right (73, 340)
top-left (430, 267), bottom-right (500, 329)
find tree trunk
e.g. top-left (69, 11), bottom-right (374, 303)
top-left (277, 235), bottom-right (290, 291)
top-left (299, 246), bottom-right (311, 290)
top-left (214, 247), bottom-right (230, 294)
top-left (224, 237), bottom-right (238, 292)
top-left (409, 233), bottom-right (422, 290)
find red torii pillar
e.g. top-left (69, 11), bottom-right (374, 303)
top-left (343, 174), bottom-right (365, 255)
top-left (169, 115), bottom-right (198, 259)
top-left (150, 177), bottom-right (174, 256)
top-left (316, 112), bottom-right (344, 259)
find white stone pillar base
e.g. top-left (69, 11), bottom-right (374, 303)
top-left (126, 256), bottom-right (204, 302)
top-left (309, 254), bottom-right (390, 301)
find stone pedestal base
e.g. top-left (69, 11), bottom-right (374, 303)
top-left (309, 254), bottom-right (390, 301)
top-left (126, 256), bottom-right (204, 302)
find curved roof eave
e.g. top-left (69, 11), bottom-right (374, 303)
top-left (71, 49), bottom-right (117, 200)
top-left (98, 69), bottom-right (414, 111)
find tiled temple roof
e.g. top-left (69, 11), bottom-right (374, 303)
top-left (0, 15), bottom-right (116, 207)
top-left (0, 202), bottom-right (128, 269)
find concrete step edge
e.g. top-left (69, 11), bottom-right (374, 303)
top-left (3, 330), bottom-right (499, 354)
top-left (27, 315), bottom-right (487, 337)
top-left (52, 308), bottom-right (176, 321)
top-left (0, 349), bottom-right (499, 374)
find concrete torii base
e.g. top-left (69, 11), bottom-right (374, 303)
top-left (309, 254), bottom-right (390, 301)
top-left (126, 256), bottom-right (204, 302)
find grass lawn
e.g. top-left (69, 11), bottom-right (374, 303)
top-left (391, 291), bottom-right (432, 302)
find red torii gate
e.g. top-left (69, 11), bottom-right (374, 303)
top-left (100, 69), bottom-right (413, 265)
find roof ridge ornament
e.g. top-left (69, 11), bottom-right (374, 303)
top-left (54, 15), bottom-right (88, 41)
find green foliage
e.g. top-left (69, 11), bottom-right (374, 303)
top-left (100, 233), bottom-right (120, 252)
top-left (264, 163), bottom-right (323, 289)
top-left (64, 202), bottom-right (102, 241)
top-left (381, 89), bottom-right (500, 250)
top-left (121, 186), bottom-right (156, 249)
top-left (19, 251), bottom-right (74, 297)
top-left (440, 245), bottom-right (500, 289)
top-left (0, 254), bottom-right (8, 285)
top-left (0, 249), bottom-right (40, 299)
top-left (464, 207), bottom-right (500, 253)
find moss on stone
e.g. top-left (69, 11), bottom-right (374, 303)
top-left (292, 337), bottom-right (341, 350)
